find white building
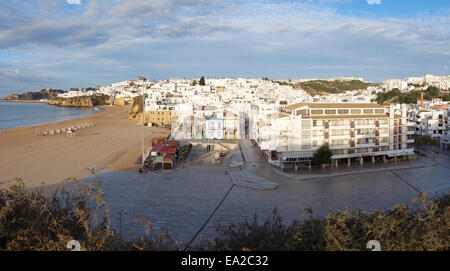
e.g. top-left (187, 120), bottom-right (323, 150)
top-left (251, 103), bottom-right (415, 168)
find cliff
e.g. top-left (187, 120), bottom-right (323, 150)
top-left (48, 95), bottom-right (109, 107)
top-left (3, 89), bottom-right (65, 100)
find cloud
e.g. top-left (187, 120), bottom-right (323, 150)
top-left (367, 0), bottom-right (382, 5)
top-left (67, 0), bottom-right (81, 4)
top-left (0, 0), bottom-right (449, 96)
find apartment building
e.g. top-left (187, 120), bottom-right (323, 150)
top-left (441, 127), bottom-right (450, 150)
top-left (409, 109), bottom-right (448, 139)
top-left (147, 109), bottom-right (178, 127)
top-left (254, 103), bottom-right (415, 168)
top-left (408, 100), bottom-right (449, 144)
top-left (170, 107), bottom-right (245, 140)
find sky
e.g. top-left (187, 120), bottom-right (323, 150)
top-left (0, 0), bottom-right (449, 96)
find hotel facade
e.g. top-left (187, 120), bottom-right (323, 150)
top-left (254, 103), bottom-right (415, 168)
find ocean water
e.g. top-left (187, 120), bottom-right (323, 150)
top-left (0, 102), bottom-right (100, 130)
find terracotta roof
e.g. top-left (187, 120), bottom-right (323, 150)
top-left (286, 103), bottom-right (385, 110)
top-left (150, 144), bottom-right (177, 153)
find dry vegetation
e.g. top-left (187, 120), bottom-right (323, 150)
top-left (278, 80), bottom-right (377, 95)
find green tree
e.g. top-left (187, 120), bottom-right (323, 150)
top-left (404, 91), bottom-right (420, 104)
top-left (424, 86), bottom-right (440, 100)
top-left (414, 137), bottom-right (423, 149)
top-left (312, 144), bottom-right (333, 165)
top-left (199, 76), bottom-right (206, 86)
top-left (192, 80), bottom-right (197, 86)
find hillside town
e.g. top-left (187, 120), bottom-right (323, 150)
top-left (50, 75), bottom-right (450, 169)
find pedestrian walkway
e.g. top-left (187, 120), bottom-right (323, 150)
top-left (229, 169), bottom-right (278, 190)
top-left (273, 160), bottom-right (439, 181)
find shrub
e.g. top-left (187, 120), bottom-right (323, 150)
top-left (213, 193), bottom-right (449, 251)
top-left (1, 176), bottom-right (448, 251)
top-left (0, 177), bottom-right (180, 251)
top-left (179, 143), bottom-right (193, 161)
top-left (312, 144), bottom-right (333, 165)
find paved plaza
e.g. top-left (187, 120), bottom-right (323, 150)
top-left (73, 140), bottom-right (450, 246)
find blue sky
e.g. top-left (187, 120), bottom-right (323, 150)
top-left (0, 0), bottom-right (449, 96)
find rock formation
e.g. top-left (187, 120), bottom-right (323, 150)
top-left (127, 96), bottom-right (150, 123)
top-left (3, 89), bottom-right (64, 100)
top-left (48, 95), bottom-right (109, 107)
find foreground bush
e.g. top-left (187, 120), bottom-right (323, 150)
top-left (0, 177), bottom-right (448, 251)
top-left (214, 194), bottom-right (449, 251)
top-left (0, 178), bottom-right (180, 251)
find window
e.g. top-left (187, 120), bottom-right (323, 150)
top-left (380, 119), bottom-right (389, 125)
top-left (331, 129), bottom-right (349, 136)
top-left (375, 109), bottom-right (385, 114)
top-left (302, 130), bottom-right (311, 139)
top-left (331, 139), bottom-right (347, 146)
top-left (338, 109), bottom-right (349, 115)
top-left (350, 109), bottom-right (361, 114)
top-left (302, 120), bottom-right (312, 129)
top-left (311, 109), bottom-right (323, 115)
top-left (325, 109), bottom-right (336, 115)
top-left (363, 109), bottom-right (374, 114)
top-left (296, 109), bottom-right (310, 116)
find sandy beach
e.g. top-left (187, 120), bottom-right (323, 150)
top-left (0, 105), bottom-right (169, 188)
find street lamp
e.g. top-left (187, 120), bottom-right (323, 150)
top-left (139, 75), bottom-right (147, 171)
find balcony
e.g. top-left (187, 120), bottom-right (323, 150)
top-left (356, 133), bottom-right (376, 138)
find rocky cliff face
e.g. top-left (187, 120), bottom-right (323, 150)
top-left (3, 89), bottom-right (64, 100)
top-left (49, 95), bottom-right (109, 107)
top-left (127, 96), bottom-right (150, 123)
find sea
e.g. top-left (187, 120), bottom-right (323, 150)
top-left (0, 102), bottom-right (101, 130)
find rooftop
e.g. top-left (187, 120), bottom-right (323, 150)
top-left (286, 103), bottom-right (386, 110)
top-left (311, 114), bottom-right (388, 120)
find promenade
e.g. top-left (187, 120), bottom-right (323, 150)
top-left (69, 140), bottom-right (449, 245)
